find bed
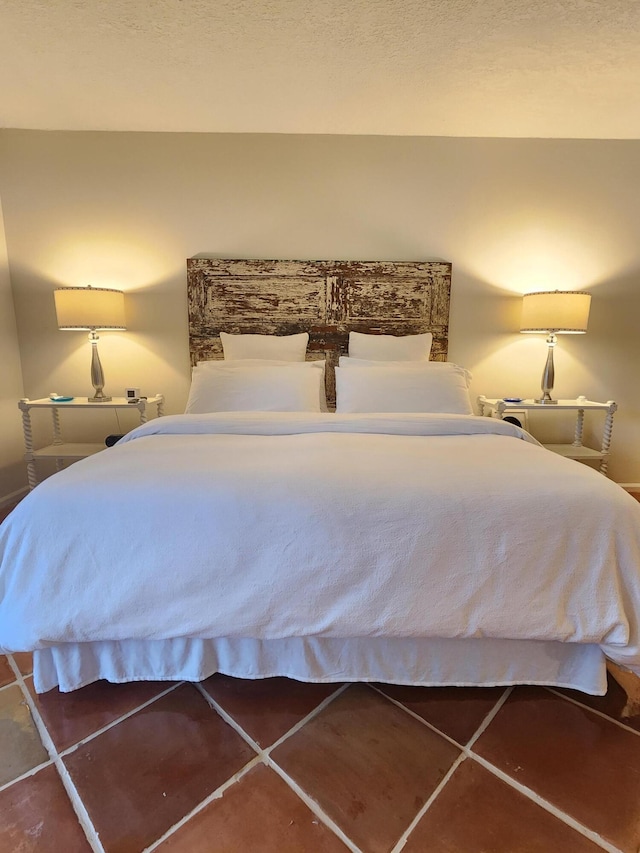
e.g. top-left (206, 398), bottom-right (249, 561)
top-left (2, 259), bottom-right (640, 695)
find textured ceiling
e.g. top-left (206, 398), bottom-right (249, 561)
top-left (1, 0), bottom-right (639, 138)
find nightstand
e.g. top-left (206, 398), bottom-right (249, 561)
top-left (477, 397), bottom-right (617, 476)
top-left (18, 395), bottom-right (165, 489)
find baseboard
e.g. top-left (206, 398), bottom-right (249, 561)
top-left (0, 486), bottom-right (28, 509)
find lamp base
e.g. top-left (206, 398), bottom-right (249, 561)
top-left (89, 395), bottom-right (112, 402)
top-left (534, 398), bottom-right (558, 404)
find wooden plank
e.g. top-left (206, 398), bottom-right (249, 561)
top-left (187, 259), bottom-right (453, 404)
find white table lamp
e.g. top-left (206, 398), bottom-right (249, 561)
top-left (520, 290), bottom-right (591, 404)
top-left (54, 286), bottom-right (126, 402)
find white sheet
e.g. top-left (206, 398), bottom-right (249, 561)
top-left (1, 412), bottom-right (640, 679)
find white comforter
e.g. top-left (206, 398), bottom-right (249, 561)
top-left (1, 412), bottom-right (640, 674)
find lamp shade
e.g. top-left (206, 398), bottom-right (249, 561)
top-left (54, 286), bottom-right (126, 330)
top-left (520, 290), bottom-right (590, 334)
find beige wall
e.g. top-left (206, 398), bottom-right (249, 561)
top-left (0, 130), bottom-right (638, 481)
top-left (0, 192), bottom-right (27, 502)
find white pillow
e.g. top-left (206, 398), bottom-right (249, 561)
top-left (195, 359), bottom-right (328, 412)
top-left (186, 364), bottom-right (323, 413)
top-left (338, 357), bottom-right (472, 388)
top-left (348, 331), bottom-right (432, 361)
top-left (335, 365), bottom-right (473, 414)
top-left (220, 331), bottom-right (309, 361)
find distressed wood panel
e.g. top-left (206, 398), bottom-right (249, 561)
top-left (187, 258), bottom-right (452, 405)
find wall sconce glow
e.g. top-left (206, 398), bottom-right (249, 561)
top-left (520, 290), bottom-right (591, 404)
top-left (54, 286), bottom-right (126, 402)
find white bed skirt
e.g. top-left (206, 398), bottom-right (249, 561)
top-left (33, 636), bottom-right (608, 695)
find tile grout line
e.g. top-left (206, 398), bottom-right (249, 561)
top-left (267, 681), bottom-right (478, 853)
top-left (142, 755), bottom-right (264, 853)
top-left (10, 664), bottom-right (188, 853)
top-left (57, 682), bottom-right (183, 759)
top-left (367, 684), bottom-right (461, 748)
top-left (203, 680), bottom-right (358, 850)
top-left (0, 757), bottom-right (55, 796)
top-left (468, 752), bottom-right (624, 853)
top-left (267, 759), bottom-right (363, 853)
top-left (462, 687), bottom-right (624, 853)
top-left (466, 686), bottom-right (514, 749)
top-left (150, 682), bottom-right (351, 852)
top-left (215, 681), bottom-right (360, 850)
top-left (193, 683), bottom-right (264, 753)
top-left (32, 677), bottom-right (268, 853)
top-left (3, 672), bottom-right (353, 853)
top-left (11, 669), bottom-right (59, 761)
top-left (51, 760), bottom-right (106, 853)
top-left (5, 653), bottom-right (31, 685)
top-left (546, 686), bottom-right (640, 740)
top-left (0, 676), bottom-right (28, 694)
top-left (265, 683), bottom-right (350, 755)
top-left (4, 666), bottom-right (628, 853)
top-left (195, 680), bottom-right (349, 758)
top-left (369, 685), bottom-right (513, 750)
top-left (389, 753), bottom-right (468, 853)
top-left (7, 660), bottom-right (185, 759)
top-left (44, 680), bottom-right (189, 852)
top-left (368, 685), bottom-right (512, 852)
top-left (9, 658), bottom-right (105, 853)
top-left (259, 682), bottom-right (405, 853)
top-left (369, 685), bottom-right (622, 853)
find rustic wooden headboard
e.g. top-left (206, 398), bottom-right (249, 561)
top-left (187, 258), bottom-right (452, 405)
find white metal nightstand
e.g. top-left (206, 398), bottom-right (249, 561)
top-left (477, 397), bottom-right (617, 476)
top-left (19, 395), bottom-right (165, 489)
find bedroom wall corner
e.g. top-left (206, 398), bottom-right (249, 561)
top-left (0, 187), bottom-right (28, 504)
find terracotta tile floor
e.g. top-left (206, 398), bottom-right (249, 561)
top-left (1, 661), bottom-right (639, 853)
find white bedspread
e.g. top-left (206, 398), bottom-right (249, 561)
top-left (2, 412), bottom-right (640, 675)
